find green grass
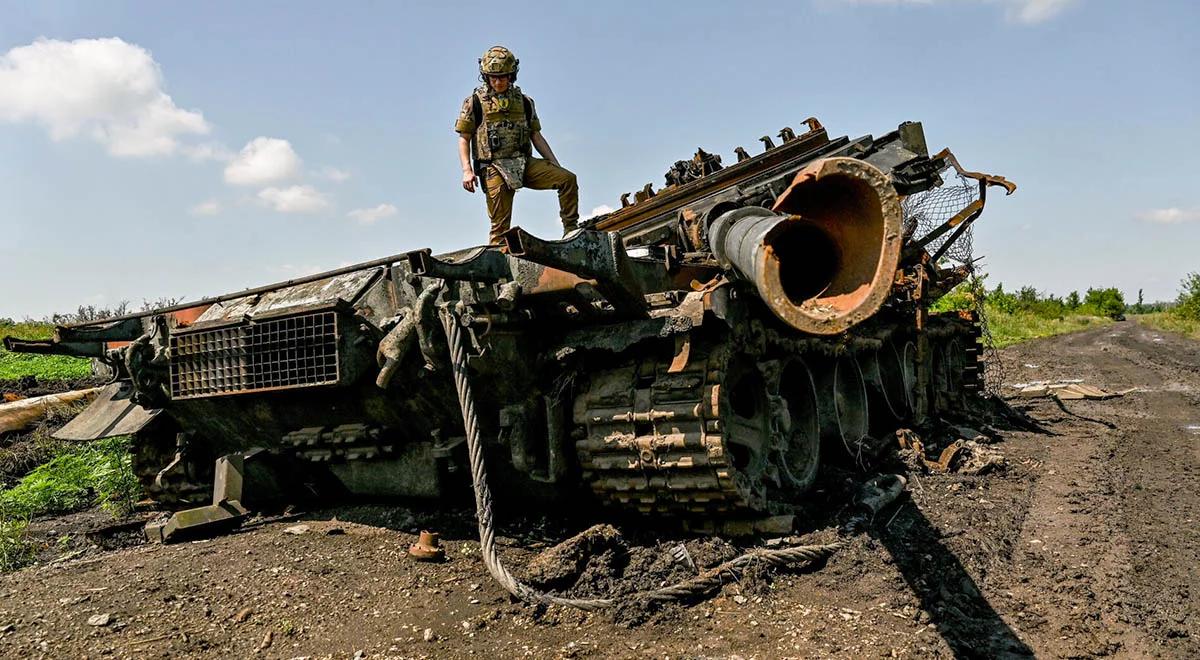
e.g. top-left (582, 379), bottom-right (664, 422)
top-left (984, 305), bottom-right (1111, 348)
top-left (0, 436), bottom-right (139, 520)
top-left (0, 520), bottom-right (33, 572)
top-left (0, 321), bottom-right (92, 381)
top-left (0, 436), bottom-right (139, 572)
top-left (1135, 312), bottom-right (1200, 341)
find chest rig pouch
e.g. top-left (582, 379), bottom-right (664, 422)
top-left (472, 88), bottom-right (533, 190)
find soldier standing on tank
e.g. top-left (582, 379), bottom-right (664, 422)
top-left (456, 46), bottom-right (579, 245)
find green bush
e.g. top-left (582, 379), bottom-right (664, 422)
top-left (1175, 272), bottom-right (1200, 321)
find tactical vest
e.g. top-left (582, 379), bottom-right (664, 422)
top-left (470, 85), bottom-right (533, 163)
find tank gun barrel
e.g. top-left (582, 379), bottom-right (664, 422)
top-left (709, 157), bottom-right (902, 335)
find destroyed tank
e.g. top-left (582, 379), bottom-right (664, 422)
top-left (5, 119), bottom-right (1014, 538)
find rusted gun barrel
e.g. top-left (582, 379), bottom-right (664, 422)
top-left (708, 157), bottom-right (902, 335)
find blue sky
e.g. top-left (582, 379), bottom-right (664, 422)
top-left (1, 0), bottom-right (1197, 318)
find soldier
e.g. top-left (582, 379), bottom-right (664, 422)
top-left (456, 46), bottom-right (579, 245)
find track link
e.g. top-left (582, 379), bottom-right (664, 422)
top-left (573, 350), bottom-right (756, 515)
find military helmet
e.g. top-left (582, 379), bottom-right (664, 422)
top-left (479, 46), bottom-right (519, 77)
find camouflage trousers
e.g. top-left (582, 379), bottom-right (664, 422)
top-left (484, 157), bottom-right (579, 245)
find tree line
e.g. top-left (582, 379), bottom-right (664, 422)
top-left (934, 273), bottom-right (1200, 322)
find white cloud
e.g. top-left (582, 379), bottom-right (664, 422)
top-left (586, 204), bottom-right (615, 219)
top-left (257, 185), bottom-right (330, 214)
top-left (182, 142), bottom-right (233, 162)
top-left (189, 200), bottom-right (221, 216)
top-left (1136, 208), bottom-right (1200, 225)
top-left (224, 137), bottom-right (301, 186)
top-left (347, 203), bottom-right (398, 224)
top-left (1008, 0), bottom-right (1076, 23)
top-left (822, 0), bottom-right (1079, 24)
top-left (318, 166), bottom-right (351, 183)
top-left (0, 37), bottom-right (210, 157)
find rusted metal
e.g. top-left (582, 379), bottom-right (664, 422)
top-left (911, 148), bottom-right (1017, 263)
top-left (708, 157), bottom-right (903, 335)
top-left (592, 125), bottom-right (832, 232)
top-left (409, 530), bottom-right (446, 561)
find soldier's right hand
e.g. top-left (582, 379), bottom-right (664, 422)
top-left (462, 170), bottom-right (476, 193)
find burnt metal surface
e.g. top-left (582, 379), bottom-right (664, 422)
top-left (170, 310), bottom-right (342, 399)
top-left (53, 382), bottom-right (161, 441)
top-left (194, 269), bottom-right (378, 325)
top-left (5, 117), bottom-right (1013, 530)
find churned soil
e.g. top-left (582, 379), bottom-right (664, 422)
top-left (0, 320), bottom-right (1198, 658)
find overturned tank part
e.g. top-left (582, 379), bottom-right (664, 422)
top-left (8, 118), bottom-right (1014, 532)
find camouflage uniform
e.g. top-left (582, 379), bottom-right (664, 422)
top-left (456, 73), bottom-right (578, 245)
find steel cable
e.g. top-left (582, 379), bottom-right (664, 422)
top-left (438, 306), bottom-right (843, 612)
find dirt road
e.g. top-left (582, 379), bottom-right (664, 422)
top-left (1, 320), bottom-right (1197, 658)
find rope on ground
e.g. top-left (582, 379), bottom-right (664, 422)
top-left (438, 306), bottom-right (844, 612)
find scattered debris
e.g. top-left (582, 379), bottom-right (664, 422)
top-left (897, 429), bottom-right (1007, 475)
top-left (258, 630), bottom-right (274, 651)
top-left (422, 627), bottom-right (436, 642)
top-left (1015, 382), bottom-right (1121, 400)
top-left (87, 613), bottom-right (112, 627)
top-left (233, 607), bottom-right (252, 623)
top-left (956, 441), bottom-right (1007, 475)
top-left (857, 475), bottom-right (907, 515)
top-left (408, 530), bottom-right (446, 562)
top-left (283, 524), bottom-right (310, 535)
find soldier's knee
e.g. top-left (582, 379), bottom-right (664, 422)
top-left (560, 170), bottom-right (578, 190)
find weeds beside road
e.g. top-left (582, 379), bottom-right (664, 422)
top-left (985, 307), bottom-right (1110, 348)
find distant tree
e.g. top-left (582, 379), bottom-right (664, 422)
top-left (140, 297), bottom-right (183, 312)
top-left (986, 282), bottom-right (1018, 314)
top-left (1135, 289), bottom-right (1145, 314)
top-left (1083, 288), bottom-right (1126, 320)
top-left (1065, 291), bottom-right (1080, 309)
top-left (47, 301), bottom-right (131, 325)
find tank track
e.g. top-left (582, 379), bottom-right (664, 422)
top-left (573, 314), bottom-right (985, 518)
top-left (573, 348), bottom-right (757, 515)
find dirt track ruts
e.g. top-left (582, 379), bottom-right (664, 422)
top-left (0, 319), bottom-right (1197, 658)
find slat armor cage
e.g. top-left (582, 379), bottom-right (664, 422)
top-left (169, 311), bottom-right (340, 399)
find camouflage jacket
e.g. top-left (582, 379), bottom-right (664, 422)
top-left (454, 84), bottom-right (541, 162)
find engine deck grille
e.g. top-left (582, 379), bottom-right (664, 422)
top-left (170, 311), bottom-right (340, 399)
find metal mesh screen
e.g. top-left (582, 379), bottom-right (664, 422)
top-left (901, 171), bottom-right (979, 265)
top-left (903, 173), bottom-right (1005, 394)
top-left (170, 311), bottom-right (340, 399)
